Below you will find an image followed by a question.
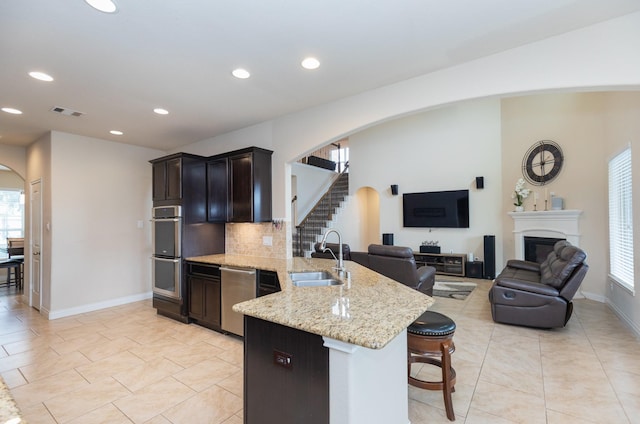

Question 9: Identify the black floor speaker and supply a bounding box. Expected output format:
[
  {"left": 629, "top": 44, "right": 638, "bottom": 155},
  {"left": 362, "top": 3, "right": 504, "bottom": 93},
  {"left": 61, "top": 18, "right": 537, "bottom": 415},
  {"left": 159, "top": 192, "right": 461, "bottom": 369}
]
[
  {"left": 382, "top": 233, "right": 394, "bottom": 245},
  {"left": 483, "top": 235, "right": 496, "bottom": 279}
]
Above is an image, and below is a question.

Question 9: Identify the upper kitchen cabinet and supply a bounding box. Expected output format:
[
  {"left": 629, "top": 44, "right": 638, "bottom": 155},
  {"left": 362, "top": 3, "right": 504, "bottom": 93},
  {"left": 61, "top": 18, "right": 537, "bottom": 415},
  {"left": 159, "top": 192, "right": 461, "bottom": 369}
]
[
  {"left": 150, "top": 153, "right": 208, "bottom": 222},
  {"left": 228, "top": 147, "right": 273, "bottom": 223},
  {"left": 206, "top": 156, "right": 229, "bottom": 223}
]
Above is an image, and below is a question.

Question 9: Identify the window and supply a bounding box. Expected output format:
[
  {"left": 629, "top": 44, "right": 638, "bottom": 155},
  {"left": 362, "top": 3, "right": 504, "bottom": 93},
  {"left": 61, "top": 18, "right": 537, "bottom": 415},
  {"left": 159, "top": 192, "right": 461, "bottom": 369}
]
[
  {"left": 608, "top": 147, "right": 634, "bottom": 291},
  {"left": 330, "top": 147, "right": 349, "bottom": 173},
  {"left": 0, "top": 189, "right": 24, "bottom": 257}
]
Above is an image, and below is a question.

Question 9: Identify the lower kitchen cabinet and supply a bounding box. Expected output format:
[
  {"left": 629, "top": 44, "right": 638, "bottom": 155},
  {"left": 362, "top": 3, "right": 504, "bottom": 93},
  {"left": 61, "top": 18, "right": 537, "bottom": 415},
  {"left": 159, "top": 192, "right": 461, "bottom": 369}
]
[
  {"left": 244, "top": 316, "right": 329, "bottom": 424},
  {"left": 187, "top": 263, "right": 221, "bottom": 330}
]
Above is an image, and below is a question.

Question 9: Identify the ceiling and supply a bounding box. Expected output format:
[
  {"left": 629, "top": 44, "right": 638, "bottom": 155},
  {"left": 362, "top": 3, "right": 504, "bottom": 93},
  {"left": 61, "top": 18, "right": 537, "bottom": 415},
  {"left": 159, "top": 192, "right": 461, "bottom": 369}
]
[{"left": 2, "top": 0, "right": 640, "bottom": 151}]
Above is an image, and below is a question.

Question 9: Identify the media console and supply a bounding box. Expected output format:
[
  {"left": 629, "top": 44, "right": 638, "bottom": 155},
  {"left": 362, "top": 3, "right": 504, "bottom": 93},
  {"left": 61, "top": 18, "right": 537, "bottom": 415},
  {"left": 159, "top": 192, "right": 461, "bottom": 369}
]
[{"left": 413, "top": 252, "right": 466, "bottom": 277}]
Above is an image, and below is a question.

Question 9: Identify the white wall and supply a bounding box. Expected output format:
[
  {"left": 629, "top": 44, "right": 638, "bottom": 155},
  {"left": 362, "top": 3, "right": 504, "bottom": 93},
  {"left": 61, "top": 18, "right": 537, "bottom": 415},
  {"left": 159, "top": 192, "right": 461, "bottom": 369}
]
[
  {"left": 0, "top": 144, "right": 27, "bottom": 179},
  {"left": 291, "top": 162, "right": 336, "bottom": 226},
  {"left": 0, "top": 170, "right": 24, "bottom": 189},
  {"left": 36, "top": 132, "right": 164, "bottom": 317}
]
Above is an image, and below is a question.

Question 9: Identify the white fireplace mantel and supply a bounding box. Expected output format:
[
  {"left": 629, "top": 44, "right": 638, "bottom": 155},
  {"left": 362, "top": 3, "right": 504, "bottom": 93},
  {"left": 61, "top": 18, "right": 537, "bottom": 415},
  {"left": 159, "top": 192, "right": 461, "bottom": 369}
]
[{"left": 509, "top": 210, "right": 583, "bottom": 259}]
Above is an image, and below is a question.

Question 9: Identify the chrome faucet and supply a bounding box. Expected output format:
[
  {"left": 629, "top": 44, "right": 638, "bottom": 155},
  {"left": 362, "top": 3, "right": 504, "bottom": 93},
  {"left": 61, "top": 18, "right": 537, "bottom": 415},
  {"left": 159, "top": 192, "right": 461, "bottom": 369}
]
[{"left": 319, "top": 229, "right": 345, "bottom": 275}]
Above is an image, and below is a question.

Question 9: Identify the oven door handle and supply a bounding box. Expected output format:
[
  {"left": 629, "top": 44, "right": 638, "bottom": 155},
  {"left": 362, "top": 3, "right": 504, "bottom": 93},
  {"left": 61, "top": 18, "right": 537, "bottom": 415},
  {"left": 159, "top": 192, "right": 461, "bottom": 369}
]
[
  {"left": 151, "top": 218, "right": 181, "bottom": 222},
  {"left": 152, "top": 257, "right": 181, "bottom": 263}
]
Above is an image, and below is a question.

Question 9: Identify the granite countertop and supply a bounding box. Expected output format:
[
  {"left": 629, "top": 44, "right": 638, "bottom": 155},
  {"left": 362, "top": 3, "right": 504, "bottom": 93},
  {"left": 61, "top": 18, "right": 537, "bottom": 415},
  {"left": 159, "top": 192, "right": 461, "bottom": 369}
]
[
  {"left": 186, "top": 254, "right": 434, "bottom": 350},
  {"left": 0, "top": 377, "right": 25, "bottom": 423}
]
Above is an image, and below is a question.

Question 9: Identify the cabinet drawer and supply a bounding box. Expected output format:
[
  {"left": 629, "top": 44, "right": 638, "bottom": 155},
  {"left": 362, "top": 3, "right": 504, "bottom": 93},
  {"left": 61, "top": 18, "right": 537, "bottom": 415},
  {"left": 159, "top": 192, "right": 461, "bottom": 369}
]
[{"left": 188, "top": 263, "right": 221, "bottom": 278}]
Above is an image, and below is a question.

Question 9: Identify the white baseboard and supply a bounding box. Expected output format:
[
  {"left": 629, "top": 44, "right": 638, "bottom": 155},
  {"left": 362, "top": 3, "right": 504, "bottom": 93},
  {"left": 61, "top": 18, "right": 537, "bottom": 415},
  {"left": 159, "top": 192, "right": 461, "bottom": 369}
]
[
  {"left": 605, "top": 297, "right": 640, "bottom": 338},
  {"left": 46, "top": 291, "right": 153, "bottom": 320},
  {"left": 581, "top": 290, "right": 640, "bottom": 338}
]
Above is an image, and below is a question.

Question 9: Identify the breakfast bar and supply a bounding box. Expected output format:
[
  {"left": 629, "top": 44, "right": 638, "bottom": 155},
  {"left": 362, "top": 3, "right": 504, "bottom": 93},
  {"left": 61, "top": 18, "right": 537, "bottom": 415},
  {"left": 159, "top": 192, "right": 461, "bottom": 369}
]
[{"left": 187, "top": 254, "right": 434, "bottom": 424}]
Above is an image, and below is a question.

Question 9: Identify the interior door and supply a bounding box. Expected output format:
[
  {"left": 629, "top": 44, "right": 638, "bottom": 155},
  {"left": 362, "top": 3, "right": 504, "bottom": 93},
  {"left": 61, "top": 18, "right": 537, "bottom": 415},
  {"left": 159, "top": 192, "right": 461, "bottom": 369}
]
[{"left": 30, "top": 180, "right": 42, "bottom": 311}]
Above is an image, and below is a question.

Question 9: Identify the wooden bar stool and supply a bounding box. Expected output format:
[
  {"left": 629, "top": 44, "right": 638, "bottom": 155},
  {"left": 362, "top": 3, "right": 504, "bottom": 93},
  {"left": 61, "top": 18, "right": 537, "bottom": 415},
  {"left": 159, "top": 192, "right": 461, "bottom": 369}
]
[
  {"left": 408, "top": 310, "right": 457, "bottom": 421},
  {"left": 0, "top": 259, "right": 22, "bottom": 289}
]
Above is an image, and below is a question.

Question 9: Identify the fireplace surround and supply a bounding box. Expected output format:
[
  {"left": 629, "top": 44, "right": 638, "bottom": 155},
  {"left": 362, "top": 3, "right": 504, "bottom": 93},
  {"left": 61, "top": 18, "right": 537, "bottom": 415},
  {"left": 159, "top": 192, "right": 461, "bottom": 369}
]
[{"left": 509, "top": 210, "right": 582, "bottom": 260}]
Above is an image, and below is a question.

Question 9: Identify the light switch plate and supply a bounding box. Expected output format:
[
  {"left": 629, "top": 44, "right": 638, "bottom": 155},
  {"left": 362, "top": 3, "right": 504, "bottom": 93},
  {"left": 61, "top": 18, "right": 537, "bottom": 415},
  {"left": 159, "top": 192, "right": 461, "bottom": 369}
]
[{"left": 263, "top": 236, "right": 273, "bottom": 246}]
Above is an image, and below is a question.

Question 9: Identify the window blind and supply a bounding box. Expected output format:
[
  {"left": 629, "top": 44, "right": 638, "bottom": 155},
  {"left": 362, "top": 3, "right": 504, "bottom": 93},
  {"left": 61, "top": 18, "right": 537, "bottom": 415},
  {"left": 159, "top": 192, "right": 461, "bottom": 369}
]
[{"left": 608, "top": 147, "right": 634, "bottom": 289}]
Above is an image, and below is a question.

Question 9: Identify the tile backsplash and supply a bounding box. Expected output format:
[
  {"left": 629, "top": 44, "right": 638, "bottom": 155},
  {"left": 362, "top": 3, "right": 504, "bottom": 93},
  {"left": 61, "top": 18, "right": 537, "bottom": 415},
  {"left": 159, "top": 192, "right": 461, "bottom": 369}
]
[{"left": 225, "top": 221, "right": 290, "bottom": 259}]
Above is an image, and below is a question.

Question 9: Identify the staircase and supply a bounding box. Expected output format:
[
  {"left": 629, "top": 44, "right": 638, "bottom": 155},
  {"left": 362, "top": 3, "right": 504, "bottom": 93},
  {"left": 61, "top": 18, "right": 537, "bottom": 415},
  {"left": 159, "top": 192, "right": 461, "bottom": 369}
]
[{"left": 294, "top": 171, "right": 349, "bottom": 257}]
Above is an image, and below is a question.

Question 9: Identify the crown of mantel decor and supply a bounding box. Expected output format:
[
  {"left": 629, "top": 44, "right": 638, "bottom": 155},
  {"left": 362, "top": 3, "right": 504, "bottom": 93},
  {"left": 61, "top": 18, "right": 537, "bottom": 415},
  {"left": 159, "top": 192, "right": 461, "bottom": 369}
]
[{"left": 509, "top": 209, "right": 583, "bottom": 259}]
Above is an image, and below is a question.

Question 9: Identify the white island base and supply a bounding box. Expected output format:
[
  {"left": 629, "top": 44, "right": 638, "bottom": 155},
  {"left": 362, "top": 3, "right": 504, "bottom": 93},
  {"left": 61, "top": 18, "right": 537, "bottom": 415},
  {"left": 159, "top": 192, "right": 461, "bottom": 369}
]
[{"left": 323, "top": 329, "right": 409, "bottom": 424}]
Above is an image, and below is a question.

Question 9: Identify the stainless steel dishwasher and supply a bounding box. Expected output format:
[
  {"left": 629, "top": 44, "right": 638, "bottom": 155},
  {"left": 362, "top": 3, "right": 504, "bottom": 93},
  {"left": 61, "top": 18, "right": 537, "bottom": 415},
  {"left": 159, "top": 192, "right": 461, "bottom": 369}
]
[{"left": 220, "top": 266, "right": 257, "bottom": 336}]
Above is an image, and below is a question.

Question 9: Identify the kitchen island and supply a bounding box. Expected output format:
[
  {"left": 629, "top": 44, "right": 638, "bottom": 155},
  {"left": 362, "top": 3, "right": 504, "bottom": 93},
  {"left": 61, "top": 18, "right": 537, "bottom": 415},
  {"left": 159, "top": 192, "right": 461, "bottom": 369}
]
[{"left": 187, "top": 254, "right": 434, "bottom": 424}]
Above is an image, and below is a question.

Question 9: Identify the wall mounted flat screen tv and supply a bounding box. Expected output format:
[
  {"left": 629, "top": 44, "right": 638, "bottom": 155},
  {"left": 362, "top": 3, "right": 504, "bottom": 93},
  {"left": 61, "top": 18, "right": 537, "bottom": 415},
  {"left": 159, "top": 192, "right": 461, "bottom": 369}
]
[{"left": 403, "top": 190, "right": 469, "bottom": 228}]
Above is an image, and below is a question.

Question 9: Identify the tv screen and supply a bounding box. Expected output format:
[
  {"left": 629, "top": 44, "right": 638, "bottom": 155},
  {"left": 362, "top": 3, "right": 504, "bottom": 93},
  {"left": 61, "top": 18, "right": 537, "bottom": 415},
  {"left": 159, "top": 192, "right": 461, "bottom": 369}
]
[{"left": 403, "top": 190, "right": 469, "bottom": 228}]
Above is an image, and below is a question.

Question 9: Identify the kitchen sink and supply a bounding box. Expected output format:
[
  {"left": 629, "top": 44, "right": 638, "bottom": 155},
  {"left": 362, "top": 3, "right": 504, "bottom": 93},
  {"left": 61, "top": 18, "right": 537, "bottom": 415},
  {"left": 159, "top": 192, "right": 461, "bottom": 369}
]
[
  {"left": 289, "top": 271, "right": 343, "bottom": 287},
  {"left": 292, "top": 279, "right": 343, "bottom": 287}
]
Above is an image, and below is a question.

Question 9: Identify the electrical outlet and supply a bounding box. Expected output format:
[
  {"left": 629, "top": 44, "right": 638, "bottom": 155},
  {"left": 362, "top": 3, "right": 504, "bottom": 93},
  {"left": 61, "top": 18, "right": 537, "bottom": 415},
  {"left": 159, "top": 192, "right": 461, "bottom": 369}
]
[{"left": 263, "top": 236, "right": 273, "bottom": 246}]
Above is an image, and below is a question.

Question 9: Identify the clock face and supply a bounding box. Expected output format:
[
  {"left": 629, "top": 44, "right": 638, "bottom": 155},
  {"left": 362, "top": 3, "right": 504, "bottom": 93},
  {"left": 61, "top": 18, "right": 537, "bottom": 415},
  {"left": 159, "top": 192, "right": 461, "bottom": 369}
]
[{"left": 522, "top": 140, "right": 564, "bottom": 186}]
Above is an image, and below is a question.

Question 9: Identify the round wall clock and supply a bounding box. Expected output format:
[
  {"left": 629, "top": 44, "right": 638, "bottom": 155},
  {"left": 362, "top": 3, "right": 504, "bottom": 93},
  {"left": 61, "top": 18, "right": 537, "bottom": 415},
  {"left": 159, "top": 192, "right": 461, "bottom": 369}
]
[{"left": 522, "top": 140, "right": 564, "bottom": 185}]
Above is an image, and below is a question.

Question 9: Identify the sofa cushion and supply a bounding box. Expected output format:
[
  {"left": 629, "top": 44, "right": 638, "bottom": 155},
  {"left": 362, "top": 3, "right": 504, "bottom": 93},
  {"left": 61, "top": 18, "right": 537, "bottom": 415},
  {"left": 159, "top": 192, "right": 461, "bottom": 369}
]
[
  {"left": 539, "top": 241, "right": 587, "bottom": 289},
  {"left": 368, "top": 244, "right": 413, "bottom": 259}
]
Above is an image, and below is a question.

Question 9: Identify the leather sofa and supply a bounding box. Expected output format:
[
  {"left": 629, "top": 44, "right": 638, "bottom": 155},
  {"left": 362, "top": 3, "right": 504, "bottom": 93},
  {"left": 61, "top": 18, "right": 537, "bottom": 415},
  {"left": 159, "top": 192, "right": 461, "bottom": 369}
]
[
  {"left": 488, "top": 240, "right": 588, "bottom": 329},
  {"left": 310, "top": 242, "right": 352, "bottom": 261},
  {"left": 351, "top": 244, "right": 436, "bottom": 296}
]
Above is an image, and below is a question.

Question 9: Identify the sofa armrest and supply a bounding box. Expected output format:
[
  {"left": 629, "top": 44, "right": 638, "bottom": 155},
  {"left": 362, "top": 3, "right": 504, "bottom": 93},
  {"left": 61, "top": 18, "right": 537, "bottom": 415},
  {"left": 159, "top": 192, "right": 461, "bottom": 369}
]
[
  {"left": 417, "top": 266, "right": 436, "bottom": 285},
  {"left": 506, "top": 259, "right": 540, "bottom": 273},
  {"left": 496, "top": 277, "right": 559, "bottom": 296}
]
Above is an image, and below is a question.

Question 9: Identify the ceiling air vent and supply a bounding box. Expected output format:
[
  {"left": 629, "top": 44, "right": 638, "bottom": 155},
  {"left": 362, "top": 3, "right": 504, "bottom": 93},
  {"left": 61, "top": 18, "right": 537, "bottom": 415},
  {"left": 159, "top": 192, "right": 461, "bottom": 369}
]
[{"left": 50, "top": 106, "right": 84, "bottom": 117}]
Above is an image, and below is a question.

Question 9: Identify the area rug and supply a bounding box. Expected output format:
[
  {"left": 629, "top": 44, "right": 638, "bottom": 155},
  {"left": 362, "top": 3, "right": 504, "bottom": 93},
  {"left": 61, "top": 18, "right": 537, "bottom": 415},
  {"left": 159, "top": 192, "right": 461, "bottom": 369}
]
[{"left": 433, "top": 281, "right": 477, "bottom": 300}]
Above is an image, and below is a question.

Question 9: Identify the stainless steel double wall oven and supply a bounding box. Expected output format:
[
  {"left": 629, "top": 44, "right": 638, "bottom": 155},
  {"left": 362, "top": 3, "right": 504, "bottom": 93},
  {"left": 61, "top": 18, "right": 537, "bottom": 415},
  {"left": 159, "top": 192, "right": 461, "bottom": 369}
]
[{"left": 152, "top": 206, "right": 182, "bottom": 299}]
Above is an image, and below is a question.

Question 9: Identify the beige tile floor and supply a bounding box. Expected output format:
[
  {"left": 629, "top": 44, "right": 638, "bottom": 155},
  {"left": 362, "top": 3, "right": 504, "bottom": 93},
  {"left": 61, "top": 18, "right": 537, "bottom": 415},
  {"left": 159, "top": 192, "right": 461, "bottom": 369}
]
[{"left": 0, "top": 279, "right": 639, "bottom": 423}]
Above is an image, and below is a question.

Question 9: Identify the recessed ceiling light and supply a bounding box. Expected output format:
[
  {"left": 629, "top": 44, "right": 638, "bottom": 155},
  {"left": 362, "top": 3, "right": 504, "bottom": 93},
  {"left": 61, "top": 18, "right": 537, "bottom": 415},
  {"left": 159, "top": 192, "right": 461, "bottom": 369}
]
[
  {"left": 110, "top": 130, "right": 123, "bottom": 136},
  {"left": 153, "top": 108, "right": 169, "bottom": 115},
  {"left": 29, "top": 71, "right": 54, "bottom": 82},
  {"left": 85, "top": 0, "right": 117, "bottom": 13},
  {"left": 1, "top": 107, "right": 23, "bottom": 115},
  {"left": 232, "top": 68, "right": 250, "bottom": 79},
  {"left": 301, "top": 57, "right": 320, "bottom": 70}
]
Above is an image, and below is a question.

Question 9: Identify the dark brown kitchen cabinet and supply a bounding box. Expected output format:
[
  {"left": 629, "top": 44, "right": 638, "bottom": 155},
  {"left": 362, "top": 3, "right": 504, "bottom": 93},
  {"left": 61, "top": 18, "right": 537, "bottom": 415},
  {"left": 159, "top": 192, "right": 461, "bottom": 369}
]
[
  {"left": 228, "top": 147, "right": 273, "bottom": 223},
  {"left": 206, "top": 156, "right": 228, "bottom": 222},
  {"left": 152, "top": 157, "right": 182, "bottom": 202},
  {"left": 244, "top": 316, "right": 329, "bottom": 424},
  {"left": 150, "top": 153, "right": 208, "bottom": 218},
  {"left": 187, "top": 262, "right": 221, "bottom": 330}
]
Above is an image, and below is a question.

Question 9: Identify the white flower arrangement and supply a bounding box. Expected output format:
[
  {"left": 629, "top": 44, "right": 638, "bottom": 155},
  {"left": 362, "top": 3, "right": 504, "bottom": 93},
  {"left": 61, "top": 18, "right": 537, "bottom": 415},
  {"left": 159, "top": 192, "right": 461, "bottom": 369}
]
[{"left": 512, "top": 178, "right": 531, "bottom": 207}]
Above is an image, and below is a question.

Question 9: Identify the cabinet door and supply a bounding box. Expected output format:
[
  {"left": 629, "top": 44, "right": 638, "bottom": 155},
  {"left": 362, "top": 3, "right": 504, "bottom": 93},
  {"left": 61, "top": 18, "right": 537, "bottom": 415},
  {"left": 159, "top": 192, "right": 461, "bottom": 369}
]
[
  {"left": 245, "top": 316, "right": 329, "bottom": 424},
  {"left": 228, "top": 153, "right": 253, "bottom": 222},
  {"left": 152, "top": 162, "right": 167, "bottom": 201},
  {"left": 207, "top": 158, "right": 228, "bottom": 222},
  {"left": 203, "top": 278, "right": 221, "bottom": 326},
  {"left": 165, "top": 158, "right": 182, "bottom": 201},
  {"left": 188, "top": 276, "right": 205, "bottom": 320}
]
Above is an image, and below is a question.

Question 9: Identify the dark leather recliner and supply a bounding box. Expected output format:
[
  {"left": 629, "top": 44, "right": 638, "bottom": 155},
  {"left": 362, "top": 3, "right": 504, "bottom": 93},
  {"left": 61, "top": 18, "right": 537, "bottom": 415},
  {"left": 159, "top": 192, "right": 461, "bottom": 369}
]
[
  {"left": 352, "top": 244, "right": 436, "bottom": 296},
  {"left": 488, "top": 240, "right": 588, "bottom": 329}
]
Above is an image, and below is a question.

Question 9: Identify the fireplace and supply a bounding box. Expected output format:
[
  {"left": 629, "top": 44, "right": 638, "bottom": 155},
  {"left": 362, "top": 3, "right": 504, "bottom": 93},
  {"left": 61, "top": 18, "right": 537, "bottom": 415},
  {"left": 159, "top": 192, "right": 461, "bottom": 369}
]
[
  {"left": 510, "top": 210, "right": 582, "bottom": 260},
  {"left": 524, "top": 236, "right": 565, "bottom": 263}
]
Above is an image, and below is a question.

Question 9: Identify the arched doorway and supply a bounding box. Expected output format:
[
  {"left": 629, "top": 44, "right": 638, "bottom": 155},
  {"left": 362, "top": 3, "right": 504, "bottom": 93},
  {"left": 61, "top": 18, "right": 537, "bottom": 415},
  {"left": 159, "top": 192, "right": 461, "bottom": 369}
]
[
  {"left": 0, "top": 165, "right": 25, "bottom": 295},
  {"left": 354, "top": 186, "right": 380, "bottom": 250}
]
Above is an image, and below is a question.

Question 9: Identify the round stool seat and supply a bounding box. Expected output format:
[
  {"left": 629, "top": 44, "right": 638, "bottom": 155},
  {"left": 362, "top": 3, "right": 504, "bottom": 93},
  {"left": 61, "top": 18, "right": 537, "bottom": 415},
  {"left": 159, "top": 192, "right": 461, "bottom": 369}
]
[
  {"left": 408, "top": 311, "right": 456, "bottom": 337},
  {"left": 408, "top": 310, "right": 457, "bottom": 421}
]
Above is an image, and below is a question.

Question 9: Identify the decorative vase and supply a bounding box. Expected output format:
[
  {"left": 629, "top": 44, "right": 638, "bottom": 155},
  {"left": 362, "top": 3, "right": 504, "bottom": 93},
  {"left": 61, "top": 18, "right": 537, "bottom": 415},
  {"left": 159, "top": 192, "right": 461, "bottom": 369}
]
[{"left": 515, "top": 206, "right": 524, "bottom": 212}]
